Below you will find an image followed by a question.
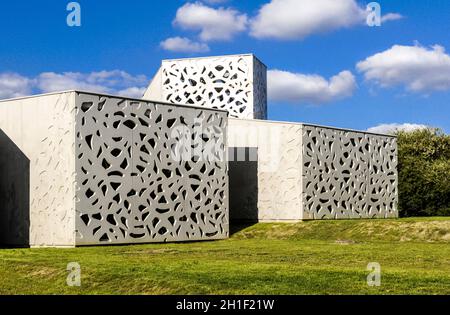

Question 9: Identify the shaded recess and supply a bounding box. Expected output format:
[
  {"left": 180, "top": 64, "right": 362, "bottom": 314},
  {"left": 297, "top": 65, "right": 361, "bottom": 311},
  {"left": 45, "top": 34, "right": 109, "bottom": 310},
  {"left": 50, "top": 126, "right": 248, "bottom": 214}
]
[
  {"left": 229, "top": 147, "right": 259, "bottom": 227},
  {"left": 0, "top": 130, "right": 30, "bottom": 247}
]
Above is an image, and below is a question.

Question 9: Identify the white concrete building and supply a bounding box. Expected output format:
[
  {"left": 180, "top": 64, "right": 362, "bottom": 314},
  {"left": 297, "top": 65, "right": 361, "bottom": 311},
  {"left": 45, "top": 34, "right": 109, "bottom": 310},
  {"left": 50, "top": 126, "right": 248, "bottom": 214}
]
[
  {"left": 0, "top": 91, "right": 229, "bottom": 247},
  {"left": 0, "top": 54, "right": 399, "bottom": 247},
  {"left": 228, "top": 118, "right": 398, "bottom": 222},
  {"left": 143, "top": 54, "right": 398, "bottom": 222}
]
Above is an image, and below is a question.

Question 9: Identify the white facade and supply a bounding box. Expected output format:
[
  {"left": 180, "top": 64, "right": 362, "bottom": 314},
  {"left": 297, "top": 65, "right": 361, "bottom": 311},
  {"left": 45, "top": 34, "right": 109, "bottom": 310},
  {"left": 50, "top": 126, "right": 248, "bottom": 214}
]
[
  {"left": 0, "top": 91, "right": 229, "bottom": 247},
  {"left": 144, "top": 54, "right": 267, "bottom": 120},
  {"left": 143, "top": 54, "right": 398, "bottom": 222},
  {"left": 0, "top": 92, "right": 77, "bottom": 247},
  {"left": 228, "top": 118, "right": 398, "bottom": 221},
  {"left": 228, "top": 118, "right": 303, "bottom": 221},
  {"left": 0, "top": 53, "right": 400, "bottom": 249}
]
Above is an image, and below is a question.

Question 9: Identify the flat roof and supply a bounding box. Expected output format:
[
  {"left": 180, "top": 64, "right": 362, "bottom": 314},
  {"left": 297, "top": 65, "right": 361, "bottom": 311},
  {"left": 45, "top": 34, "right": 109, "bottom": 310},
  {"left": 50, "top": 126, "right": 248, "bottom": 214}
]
[
  {"left": 162, "top": 53, "right": 267, "bottom": 68},
  {"left": 229, "top": 117, "right": 397, "bottom": 138},
  {"left": 1, "top": 91, "right": 395, "bottom": 137},
  {"left": 0, "top": 90, "right": 229, "bottom": 114}
]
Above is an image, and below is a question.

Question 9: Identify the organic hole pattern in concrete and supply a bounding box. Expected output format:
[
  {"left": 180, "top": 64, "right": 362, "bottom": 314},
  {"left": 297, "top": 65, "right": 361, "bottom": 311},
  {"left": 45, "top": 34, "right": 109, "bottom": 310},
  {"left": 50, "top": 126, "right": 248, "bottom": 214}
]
[{"left": 74, "top": 94, "right": 228, "bottom": 244}]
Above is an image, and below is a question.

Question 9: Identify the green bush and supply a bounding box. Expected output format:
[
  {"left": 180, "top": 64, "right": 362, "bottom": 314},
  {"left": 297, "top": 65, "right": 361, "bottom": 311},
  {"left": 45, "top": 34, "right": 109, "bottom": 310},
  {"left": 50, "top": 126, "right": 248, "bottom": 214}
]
[{"left": 397, "top": 128, "right": 450, "bottom": 217}]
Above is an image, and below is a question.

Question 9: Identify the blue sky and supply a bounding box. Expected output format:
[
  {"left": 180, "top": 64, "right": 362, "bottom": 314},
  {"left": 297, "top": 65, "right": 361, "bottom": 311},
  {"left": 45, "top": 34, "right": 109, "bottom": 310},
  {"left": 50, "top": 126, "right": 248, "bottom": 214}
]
[{"left": 0, "top": 0, "right": 449, "bottom": 133}]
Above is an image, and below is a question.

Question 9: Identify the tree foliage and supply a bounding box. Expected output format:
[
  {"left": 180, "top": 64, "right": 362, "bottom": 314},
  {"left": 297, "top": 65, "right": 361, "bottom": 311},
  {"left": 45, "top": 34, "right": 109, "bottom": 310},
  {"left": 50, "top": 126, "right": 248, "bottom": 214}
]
[{"left": 396, "top": 128, "right": 450, "bottom": 217}]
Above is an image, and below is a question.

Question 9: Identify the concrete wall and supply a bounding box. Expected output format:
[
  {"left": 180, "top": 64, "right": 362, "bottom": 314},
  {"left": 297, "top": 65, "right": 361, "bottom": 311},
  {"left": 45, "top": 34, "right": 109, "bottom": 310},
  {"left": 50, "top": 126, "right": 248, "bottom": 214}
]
[
  {"left": 0, "top": 92, "right": 77, "bottom": 247},
  {"left": 302, "top": 125, "right": 398, "bottom": 219},
  {"left": 0, "top": 91, "right": 229, "bottom": 247},
  {"left": 145, "top": 67, "right": 163, "bottom": 101},
  {"left": 228, "top": 119, "right": 398, "bottom": 222},
  {"left": 74, "top": 92, "right": 229, "bottom": 245},
  {"left": 228, "top": 118, "right": 303, "bottom": 221},
  {"left": 144, "top": 54, "right": 267, "bottom": 120},
  {"left": 0, "top": 88, "right": 398, "bottom": 247}
]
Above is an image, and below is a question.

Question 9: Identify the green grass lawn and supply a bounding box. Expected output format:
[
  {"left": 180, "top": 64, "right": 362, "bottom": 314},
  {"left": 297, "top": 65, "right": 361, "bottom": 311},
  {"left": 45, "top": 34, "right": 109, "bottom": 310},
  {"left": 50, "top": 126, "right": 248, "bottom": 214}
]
[{"left": 0, "top": 217, "right": 449, "bottom": 295}]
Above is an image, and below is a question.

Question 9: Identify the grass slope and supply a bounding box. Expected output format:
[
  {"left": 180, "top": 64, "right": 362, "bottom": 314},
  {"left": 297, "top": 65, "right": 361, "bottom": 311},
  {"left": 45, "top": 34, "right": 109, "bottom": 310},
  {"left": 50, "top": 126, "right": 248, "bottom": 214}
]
[{"left": 0, "top": 217, "right": 449, "bottom": 295}]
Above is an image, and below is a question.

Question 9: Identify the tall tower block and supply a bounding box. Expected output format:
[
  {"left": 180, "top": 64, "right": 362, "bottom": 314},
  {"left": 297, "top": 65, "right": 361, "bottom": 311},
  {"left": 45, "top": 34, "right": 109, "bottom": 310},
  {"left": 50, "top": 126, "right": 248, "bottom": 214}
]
[{"left": 144, "top": 54, "right": 267, "bottom": 120}]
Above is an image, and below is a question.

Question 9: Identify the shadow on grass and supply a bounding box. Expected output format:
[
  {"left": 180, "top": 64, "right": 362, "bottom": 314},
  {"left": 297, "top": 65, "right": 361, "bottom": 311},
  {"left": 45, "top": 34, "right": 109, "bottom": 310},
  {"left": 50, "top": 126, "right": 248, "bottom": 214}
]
[{"left": 230, "top": 221, "right": 258, "bottom": 236}]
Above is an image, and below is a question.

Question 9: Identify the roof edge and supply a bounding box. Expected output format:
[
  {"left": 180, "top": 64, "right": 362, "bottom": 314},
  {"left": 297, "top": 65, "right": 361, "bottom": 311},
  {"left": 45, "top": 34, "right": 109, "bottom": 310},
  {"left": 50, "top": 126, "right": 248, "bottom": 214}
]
[
  {"left": 229, "top": 117, "right": 397, "bottom": 138},
  {"left": 0, "top": 90, "right": 229, "bottom": 114},
  {"left": 162, "top": 53, "right": 267, "bottom": 68}
]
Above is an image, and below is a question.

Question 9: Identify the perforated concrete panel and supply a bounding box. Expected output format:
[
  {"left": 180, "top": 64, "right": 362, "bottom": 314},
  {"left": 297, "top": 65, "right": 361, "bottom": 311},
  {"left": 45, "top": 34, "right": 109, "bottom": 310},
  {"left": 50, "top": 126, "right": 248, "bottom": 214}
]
[
  {"left": 144, "top": 54, "right": 267, "bottom": 120},
  {"left": 75, "top": 93, "right": 229, "bottom": 245},
  {"left": 0, "top": 91, "right": 229, "bottom": 247},
  {"left": 302, "top": 124, "right": 398, "bottom": 219},
  {"left": 228, "top": 118, "right": 398, "bottom": 221}
]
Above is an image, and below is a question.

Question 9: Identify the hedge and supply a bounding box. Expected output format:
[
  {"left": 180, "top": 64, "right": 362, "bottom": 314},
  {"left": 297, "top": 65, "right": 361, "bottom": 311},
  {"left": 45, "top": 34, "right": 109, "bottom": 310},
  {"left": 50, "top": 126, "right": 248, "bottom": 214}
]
[{"left": 396, "top": 128, "right": 450, "bottom": 217}]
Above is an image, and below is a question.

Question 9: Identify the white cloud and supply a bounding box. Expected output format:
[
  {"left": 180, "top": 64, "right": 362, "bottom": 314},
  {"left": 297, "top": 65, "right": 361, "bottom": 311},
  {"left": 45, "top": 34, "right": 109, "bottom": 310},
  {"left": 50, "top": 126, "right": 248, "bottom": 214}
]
[
  {"left": 250, "top": 0, "right": 366, "bottom": 40},
  {"left": 0, "top": 70, "right": 149, "bottom": 100},
  {"left": 250, "top": 0, "right": 402, "bottom": 40},
  {"left": 381, "top": 13, "right": 403, "bottom": 23},
  {"left": 160, "top": 37, "right": 210, "bottom": 53},
  {"left": 367, "top": 123, "right": 428, "bottom": 135},
  {"left": 0, "top": 73, "right": 33, "bottom": 99},
  {"left": 174, "top": 2, "right": 248, "bottom": 41},
  {"left": 268, "top": 69, "right": 356, "bottom": 104},
  {"left": 116, "top": 87, "right": 147, "bottom": 98},
  {"left": 357, "top": 44, "right": 450, "bottom": 92},
  {"left": 36, "top": 70, "right": 148, "bottom": 96},
  {"left": 202, "top": 0, "right": 228, "bottom": 4},
  {"left": 37, "top": 72, "right": 110, "bottom": 93}
]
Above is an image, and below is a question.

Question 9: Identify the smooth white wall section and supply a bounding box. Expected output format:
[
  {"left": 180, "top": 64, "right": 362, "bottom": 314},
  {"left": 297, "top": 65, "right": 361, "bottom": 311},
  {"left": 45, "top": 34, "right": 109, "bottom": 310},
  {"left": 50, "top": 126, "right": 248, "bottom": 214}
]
[
  {"left": 145, "top": 67, "right": 163, "bottom": 101},
  {"left": 0, "top": 92, "right": 77, "bottom": 247},
  {"left": 144, "top": 54, "right": 268, "bottom": 120},
  {"left": 228, "top": 118, "right": 303, "bottom": 221}
]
